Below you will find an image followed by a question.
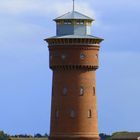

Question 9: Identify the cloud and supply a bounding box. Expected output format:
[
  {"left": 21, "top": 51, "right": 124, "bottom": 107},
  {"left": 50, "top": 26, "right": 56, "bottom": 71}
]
[
  {"left": 0, "top": 0, "right": 97, "bottom": 41},
  {"left": 0, "top": 0, "right": 96, "bottom": 18}
]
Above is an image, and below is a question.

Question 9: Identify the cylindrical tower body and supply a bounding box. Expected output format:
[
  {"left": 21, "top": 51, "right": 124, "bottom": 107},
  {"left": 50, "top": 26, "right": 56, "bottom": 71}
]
[{"left": 45, "top": 10, "right": 103, "bottom": 140}]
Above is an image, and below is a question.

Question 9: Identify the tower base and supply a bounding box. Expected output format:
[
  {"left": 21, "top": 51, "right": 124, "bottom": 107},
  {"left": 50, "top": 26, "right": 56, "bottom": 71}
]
[{"left": 49, "top": 136, "right": 100, "bottom": 140}]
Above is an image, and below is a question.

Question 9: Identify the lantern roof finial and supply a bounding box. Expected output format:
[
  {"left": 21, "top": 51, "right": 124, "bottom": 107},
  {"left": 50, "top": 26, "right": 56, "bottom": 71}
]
[{"left": 73, "top": 0, "right": 75, "bottom": 11}]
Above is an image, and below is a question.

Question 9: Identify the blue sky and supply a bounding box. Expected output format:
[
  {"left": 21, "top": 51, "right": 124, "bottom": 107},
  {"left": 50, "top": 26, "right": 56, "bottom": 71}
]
[{"left": 0, "top": 0, "right": 140, "bottom": 135}]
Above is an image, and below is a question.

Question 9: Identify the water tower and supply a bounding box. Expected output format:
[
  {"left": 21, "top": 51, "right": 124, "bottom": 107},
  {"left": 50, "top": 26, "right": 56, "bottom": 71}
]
[{"left": 45, "top": 1, "right": 103, "bottom": 140}]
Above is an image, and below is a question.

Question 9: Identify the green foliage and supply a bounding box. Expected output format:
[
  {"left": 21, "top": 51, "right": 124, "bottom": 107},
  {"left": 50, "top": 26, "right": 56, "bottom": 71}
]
[
  {"left": 112, "top": 131, "right": 129, "bottom": 136},
  {"left": 0, "top": 131, "right": 9, "bottom": 140},
  {"left": 99, "top": 133, "right": 111, "bottom": 140}
]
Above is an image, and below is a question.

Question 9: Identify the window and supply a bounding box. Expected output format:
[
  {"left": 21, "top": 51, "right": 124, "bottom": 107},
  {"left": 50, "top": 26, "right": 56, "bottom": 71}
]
[
  {"left": 70, "top": 110, "right": 76, "bottom": 118},
  {"left": 88, "top": 110, "right": 92, "bottom": 118},
  {"left": 64, "top": 21, "right": 68, "bottom": 24},
  {"left": 80, "top": 54, "right": 85, "bottom": 59},
  {"left": 62, "top": 87, "right": 68, "bottom": 96},
  {"left": 64, "top": 20, "right": 72, "bottom": 24},
  {"left": 80, "top": 87, "right": 84, "bottom": 96},
  {"left": 76, "top": 21, "right": 80, "bottom": 24},
  {"left": 55, "top": 110, "right": 59, "bottom": 118},
  {"left": 61, "top": 54, "right": 66, "bottom": 60},
  {"left": 76, "top": 20, "right": 84, "bottom": 25},
  {"left": 86, "top": 21, "right": 91, "bottom": 26},
  {"left": 93, "top": 87, "right": 95, "bottom": 96},
  {"left": 80, "top": 20, "right": 84, "bottom": 25},
  {"left": 68, "top": 21, "right": 72, "bottom": 24}
]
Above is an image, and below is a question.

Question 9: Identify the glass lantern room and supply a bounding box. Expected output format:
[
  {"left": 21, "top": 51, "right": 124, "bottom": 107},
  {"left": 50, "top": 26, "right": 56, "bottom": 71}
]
[{"left": 54, "top": 11, "right": 94, "bottom": 36}]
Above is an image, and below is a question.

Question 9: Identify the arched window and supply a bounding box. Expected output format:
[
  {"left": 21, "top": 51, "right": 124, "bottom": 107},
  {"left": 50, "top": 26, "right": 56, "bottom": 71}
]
[
  {"left": 80, "top": 86, "right": 84, "bottom": 96},
  {"left": 88, "top": 110, "right": 92, "bottom": 118},
  {"left": 70, "top": 110, "right": 76, "bottom": 118},
  {"left": 80, "top": 54, "right": 85, "bottom": 59},
  {"left": 62, "top": 87, "right": 68, "bottom": 96}
]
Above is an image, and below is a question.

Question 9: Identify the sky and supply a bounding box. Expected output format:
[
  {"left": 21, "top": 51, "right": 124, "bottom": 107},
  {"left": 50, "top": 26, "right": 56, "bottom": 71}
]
[{"left": 0, "top": 0, "right": 140, "bottom": 136}]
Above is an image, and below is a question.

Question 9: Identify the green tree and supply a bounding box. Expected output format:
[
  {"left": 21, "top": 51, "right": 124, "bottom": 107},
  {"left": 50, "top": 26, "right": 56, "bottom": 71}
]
[{"left": 0, "top": 131, "right": 9, "bottom": 140}]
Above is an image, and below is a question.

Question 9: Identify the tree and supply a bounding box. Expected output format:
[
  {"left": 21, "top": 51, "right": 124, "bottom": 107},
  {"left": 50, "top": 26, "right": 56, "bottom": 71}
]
[
  {"left": 0, "top": 131, "right": 9, "bottom": 140},
  {"left": 44, "top": 133, "right": 49, "bottom": 138},
  {"left": 34, "top": 133, "right": 42, "bottom": 138},
  {"left": 99, "top": 133, "right": 111, "bottom": 140}
]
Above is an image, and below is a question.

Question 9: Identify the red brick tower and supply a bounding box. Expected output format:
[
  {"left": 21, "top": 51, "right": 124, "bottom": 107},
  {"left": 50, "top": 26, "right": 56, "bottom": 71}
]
[{"left": 45, "top": 5, "right": 103, "bottom": 140}]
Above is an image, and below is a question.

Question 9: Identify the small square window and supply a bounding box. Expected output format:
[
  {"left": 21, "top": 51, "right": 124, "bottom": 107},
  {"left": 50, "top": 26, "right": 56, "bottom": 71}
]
[
  {"left": 64, "top": 21, "right": 68, "bottom": 24},
  {"left": 68, "top": 21, "right": 72, "bottom": 24},
  {"left": 80, "top": 21, "right": 84, "bottom": 24},
  {"left": 77, "top": 21, "right": 80, "bottom": 24}
]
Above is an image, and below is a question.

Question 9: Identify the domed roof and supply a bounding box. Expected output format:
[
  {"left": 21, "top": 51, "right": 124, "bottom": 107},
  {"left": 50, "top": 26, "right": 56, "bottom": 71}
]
[{"left": 54, "top": 11, "right": 94, "bottom": 21}]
